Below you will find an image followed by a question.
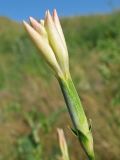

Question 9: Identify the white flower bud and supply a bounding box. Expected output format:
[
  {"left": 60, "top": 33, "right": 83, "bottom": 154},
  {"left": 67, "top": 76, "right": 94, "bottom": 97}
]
[
  {"left": 23, "top": 21, "right": 62, "bottom": 76},
  {"left": 23, "top": 10, "right": 69, "bottom": 78}
]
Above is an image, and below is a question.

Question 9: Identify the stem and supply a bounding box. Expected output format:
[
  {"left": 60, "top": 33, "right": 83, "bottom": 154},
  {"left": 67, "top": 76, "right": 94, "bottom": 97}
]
[{"left": 58, "top": 74, "right": 95, "bottom": 160}]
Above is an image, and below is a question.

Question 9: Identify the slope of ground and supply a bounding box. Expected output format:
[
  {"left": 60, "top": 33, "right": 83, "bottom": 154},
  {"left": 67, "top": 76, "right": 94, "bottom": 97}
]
[{"left": 0, "top": 12, "right": 120, "bottom": 160}]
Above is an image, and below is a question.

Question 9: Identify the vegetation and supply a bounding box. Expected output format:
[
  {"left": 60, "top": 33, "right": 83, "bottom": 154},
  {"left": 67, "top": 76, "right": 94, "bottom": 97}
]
[{"left": 0, "top": 11, "right": 120, "bottom": 160}]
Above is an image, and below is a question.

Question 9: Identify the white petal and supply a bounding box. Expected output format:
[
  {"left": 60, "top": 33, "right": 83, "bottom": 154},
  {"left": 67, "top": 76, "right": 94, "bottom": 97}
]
[
  {"left": 29, "top": 17, "right": 48, "bottom": 41},
  {"left": 45, "top": 10, "right": 69, "bottom": 75},
  {"left": 53, "top": 9, "right": 68, "bottom": 52},
  {"left": 23, "top": 21, "right": 62, "bottom": 76}
]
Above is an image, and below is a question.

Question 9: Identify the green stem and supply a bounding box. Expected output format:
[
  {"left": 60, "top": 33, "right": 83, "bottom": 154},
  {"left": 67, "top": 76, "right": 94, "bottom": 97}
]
[{"left": 58, "top": 74, "right": 95, "bottom": 160}]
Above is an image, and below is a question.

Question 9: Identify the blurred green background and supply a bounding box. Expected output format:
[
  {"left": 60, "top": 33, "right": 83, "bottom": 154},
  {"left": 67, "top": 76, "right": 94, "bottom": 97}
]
[{"left": 0, "top": 11, "right": 120, "bottom": 160}]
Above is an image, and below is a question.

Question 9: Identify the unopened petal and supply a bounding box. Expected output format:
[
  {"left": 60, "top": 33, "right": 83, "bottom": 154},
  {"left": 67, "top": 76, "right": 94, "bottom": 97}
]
[
  {"left": 53, "top": 9, "right": 68, "bottom": 52},
  {"left": 45, "top": 10, "right": 69, "bottom": 76},
  {"left": 29, "top": 17, "right": 48, "bottom": 40},
  {"left": 23, "top": 21, "right": 62, "bottom": 76}
]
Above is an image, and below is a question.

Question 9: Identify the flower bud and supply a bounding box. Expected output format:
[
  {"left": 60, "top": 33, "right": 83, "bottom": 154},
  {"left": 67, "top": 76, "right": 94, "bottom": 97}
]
[
  {"left": 23, "top": 10, "right": 69, "bottom": 78},
  {"left": 23, "top": 21, "right": 62, "bottom": 76},
  {"left": 57, "top": 128, "right": 70, "bottom": 160}
]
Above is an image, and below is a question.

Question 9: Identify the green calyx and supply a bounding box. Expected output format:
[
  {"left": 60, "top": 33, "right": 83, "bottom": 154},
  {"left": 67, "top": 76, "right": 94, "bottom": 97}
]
[{"left": 58, "top": 74, "right": 95, "bottom": 160}]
